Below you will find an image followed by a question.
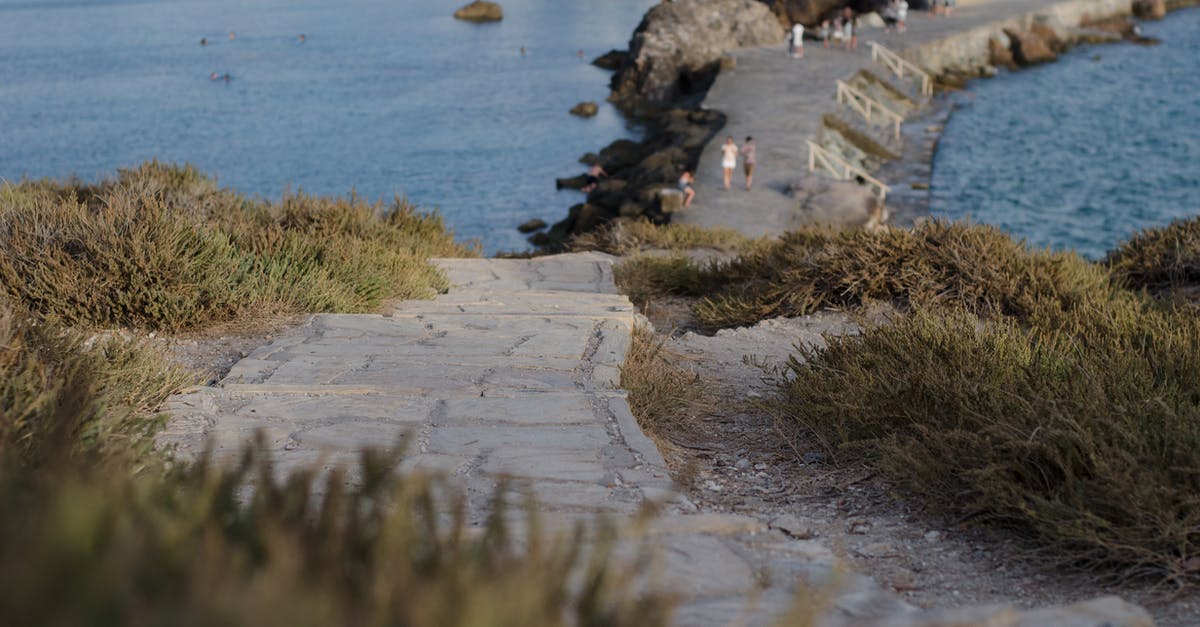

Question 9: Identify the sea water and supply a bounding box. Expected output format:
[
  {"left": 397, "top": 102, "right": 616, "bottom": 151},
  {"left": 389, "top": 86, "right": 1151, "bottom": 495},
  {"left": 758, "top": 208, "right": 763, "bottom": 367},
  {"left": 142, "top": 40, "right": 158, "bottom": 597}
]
[
  {"left": 931, "top": 7, "right": 1200, "bottom": 260},
  {"left": 0, "top": 0, "right": 656, "bottom": 253}
]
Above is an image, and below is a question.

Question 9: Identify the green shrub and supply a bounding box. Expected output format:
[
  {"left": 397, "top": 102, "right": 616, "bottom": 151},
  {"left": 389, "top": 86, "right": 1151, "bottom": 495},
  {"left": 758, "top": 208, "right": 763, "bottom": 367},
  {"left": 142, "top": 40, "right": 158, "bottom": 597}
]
[
  {"left": 0, "top": 163, "right": 476, "bottom": 332},
  {"left": 776, "top": 303, "right": 1200, "bottom": 583},
  {"left": 1106, "top": 215, "right": 1200, "bottom": 295},
  {"left": 613, "top": 254, "right": 713, "bottom": 308}
]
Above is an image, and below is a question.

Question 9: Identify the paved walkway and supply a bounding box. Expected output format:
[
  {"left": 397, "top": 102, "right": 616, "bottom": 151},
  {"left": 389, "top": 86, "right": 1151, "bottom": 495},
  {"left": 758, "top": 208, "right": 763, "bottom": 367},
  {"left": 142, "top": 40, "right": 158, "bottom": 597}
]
[
  {"left": 163, "top": 253, "right": 918, "bottom": 626},
  {"left": 676, "top": 0, "right": 1059, "bottom": 237}
]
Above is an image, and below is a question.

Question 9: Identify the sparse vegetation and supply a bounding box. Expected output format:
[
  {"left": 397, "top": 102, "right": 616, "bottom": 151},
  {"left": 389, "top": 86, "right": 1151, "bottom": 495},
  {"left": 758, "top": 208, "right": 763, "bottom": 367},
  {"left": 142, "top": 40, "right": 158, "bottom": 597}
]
[
  {"left": 0, "top": 162, "right": 475, "bottom": 332},
  {"left": 569, "top": 219, "right": 760, "bottom": 255},
  {"left": 620, "top": 325, "right": 700, "bottom": 435}
]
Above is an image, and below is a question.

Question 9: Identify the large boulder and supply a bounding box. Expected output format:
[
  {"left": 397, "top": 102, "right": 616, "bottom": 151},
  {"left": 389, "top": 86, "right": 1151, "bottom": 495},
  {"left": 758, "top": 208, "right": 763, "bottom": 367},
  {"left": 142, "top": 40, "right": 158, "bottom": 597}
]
[
  {"left": 453, "top": 1, "right": 503, "bottom": 22},
  {"left": 569, "top": 101, "right": 599, "bottom": 117},
  {"left": 1133, "top": 0, "right": 1166, "bottom": 20},
  {"left": 609, "top": 0, "right": 784, "bottom": 112},
  {"left": 760, "top": 0, "right": 850, "bottom": 26},
  {"left": 1003, "top": 28, "right": 1057, "bottom": 66}
]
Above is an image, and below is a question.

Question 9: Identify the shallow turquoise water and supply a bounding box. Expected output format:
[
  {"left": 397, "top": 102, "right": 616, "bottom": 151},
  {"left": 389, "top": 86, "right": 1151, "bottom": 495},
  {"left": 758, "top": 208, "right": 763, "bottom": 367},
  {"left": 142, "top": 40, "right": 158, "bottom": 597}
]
[
  {"left": 930, "top": 7, "right": 1200, "bottom": 259},
  {"left": 0, "top": 0, "right": 655, "bottom": 253}
]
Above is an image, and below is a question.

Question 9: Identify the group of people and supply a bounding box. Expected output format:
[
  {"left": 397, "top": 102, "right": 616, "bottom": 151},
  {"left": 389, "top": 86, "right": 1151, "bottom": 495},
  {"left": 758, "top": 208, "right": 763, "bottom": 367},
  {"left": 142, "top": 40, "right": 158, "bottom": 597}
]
[
  {"left": 817, "top": 7, "right": 863, "bottom": 51},
  {"left": 880, "top": 0, "right": 910, "bottom": 33}
]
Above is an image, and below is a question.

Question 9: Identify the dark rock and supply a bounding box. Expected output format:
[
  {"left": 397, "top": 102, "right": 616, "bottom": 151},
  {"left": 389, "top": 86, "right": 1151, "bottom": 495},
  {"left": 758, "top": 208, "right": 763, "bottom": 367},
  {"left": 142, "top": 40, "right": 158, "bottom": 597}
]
[
  {"left": 760, "top": 0, "right": 849, "bottom": 27},
  {"left": 555, "top": 174, "right": 588, "bottom": 190},
  {"left": 517, "top": 218, "right": 547, "bottom": 233},
  {"left": 609, "top": 0, "right": 783, "bottom": 113},
  {"left": 527, "top": 231, "right": 551, "bottom": 246},
  {"left": 1003, "top": 28, "right": 1057, "bottom": 66},
  {"left": 988, "top": 36, "right": 1017, "bottom": 70},
  {"left": 618, "top": 201, "right": 647, "bottom": 218},
  {"left": 578, "top": 152, "right": 600, "bottom": 165},
  {"left": 569, "top": 101, "right": 599, "bottom": 118},
  {"left": 1133, "top": 0, "right": 1166, "bottom": 19},
  {"left": 597, "top": 138, "right": 652, "bottom": 173},
  {"left": 592, "top": 49, "right": 628, "bottom": 70},
  {"left": 453, "top": 1, "right": 503, "bottom": 22}
]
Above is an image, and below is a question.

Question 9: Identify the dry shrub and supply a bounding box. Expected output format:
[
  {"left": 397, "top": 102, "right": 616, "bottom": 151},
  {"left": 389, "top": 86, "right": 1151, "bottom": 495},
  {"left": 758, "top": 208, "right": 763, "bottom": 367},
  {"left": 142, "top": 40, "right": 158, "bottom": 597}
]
[
  {"left": 1106, "top": 214, "right": 1200, "bottom": 295},
  {"left": 692, "top": 221, "right": 1116, "bottom": 331},
  {"left": 0, "top": 163, "right": 475, "bottom": 332},
  {"left": 613, "top": 254, "right": 713, "bottom": 308},
  {"left": 777, "top": 303, "right": 1200, "bottom": 584},
  {"left": 0, "top": 301, "right": 189, "bottom": 470},
  {"left": 620, "top": 325, "right": 699, "bottom": 434},
  {"left": 569, "top": 219, "right": 758, "bottom": 255}
]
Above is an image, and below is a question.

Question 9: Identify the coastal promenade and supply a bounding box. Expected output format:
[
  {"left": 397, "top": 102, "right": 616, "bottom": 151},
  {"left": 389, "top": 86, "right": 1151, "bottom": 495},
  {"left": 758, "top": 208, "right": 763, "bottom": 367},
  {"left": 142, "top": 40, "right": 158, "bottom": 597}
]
[{"left": 675, "top": 0, "right": 1083, "bottom": 236}]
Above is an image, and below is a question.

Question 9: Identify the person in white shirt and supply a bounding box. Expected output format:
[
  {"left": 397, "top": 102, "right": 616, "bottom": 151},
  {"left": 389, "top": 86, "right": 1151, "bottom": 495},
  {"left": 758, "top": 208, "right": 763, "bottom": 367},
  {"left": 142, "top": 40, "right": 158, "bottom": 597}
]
[
  {"left": 791, "top": 22, "right": 804, "bottom": 58},
  {"left": 720, "top": 136, "right": 739, "bottom": 190}
]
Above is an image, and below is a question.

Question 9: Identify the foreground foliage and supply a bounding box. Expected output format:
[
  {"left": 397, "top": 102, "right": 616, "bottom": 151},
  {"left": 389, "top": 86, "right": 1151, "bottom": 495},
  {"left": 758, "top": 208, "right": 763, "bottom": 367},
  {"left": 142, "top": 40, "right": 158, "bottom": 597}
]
[
  {"left": 0, "top": 301, "right": 673, "bottom": 626},
  {"left": 0, "top": 162, "right": 475, "bottom": 332}
]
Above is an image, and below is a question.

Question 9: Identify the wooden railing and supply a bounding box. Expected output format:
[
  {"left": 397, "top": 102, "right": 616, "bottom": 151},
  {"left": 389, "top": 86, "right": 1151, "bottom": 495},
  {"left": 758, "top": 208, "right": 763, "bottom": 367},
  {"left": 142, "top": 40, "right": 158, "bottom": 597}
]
[
  {"left": 836, "top": 80, "right": 903, "bottom": 142},
  {"left": 806, "top": 140, "right": 890, "bottom": 201},
  {"left": 868, "top": 41, "right": 932, "bottom": 98}
]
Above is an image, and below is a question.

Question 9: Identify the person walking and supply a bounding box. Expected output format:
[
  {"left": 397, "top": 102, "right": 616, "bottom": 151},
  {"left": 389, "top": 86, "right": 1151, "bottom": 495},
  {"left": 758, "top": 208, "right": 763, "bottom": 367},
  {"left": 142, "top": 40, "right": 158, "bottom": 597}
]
[
  {"left": 819, "top": 20, "right": 831, "bottom": 48},
  {"left": 741, "top": 136, "right": 756, "bottom": 191},
  {"left": 720, "top": 136, "right": 738, "bottom": 190},
  {"left": 841, "top": 7, "right": 856, "bottom": 50},
  {"left": 790, "top": 22, "right": 804, "bottom": 58}
]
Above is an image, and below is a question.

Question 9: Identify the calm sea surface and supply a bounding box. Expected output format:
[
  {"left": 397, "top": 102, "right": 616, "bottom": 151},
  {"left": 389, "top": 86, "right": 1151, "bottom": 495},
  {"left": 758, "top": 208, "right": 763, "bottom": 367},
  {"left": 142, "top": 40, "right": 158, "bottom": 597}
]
[
  {"left": 931, "top": 7, "right": 1200, "bottom": 259},
  {"left": 0, "top": 0, "right": 656, "bottom": 253}
]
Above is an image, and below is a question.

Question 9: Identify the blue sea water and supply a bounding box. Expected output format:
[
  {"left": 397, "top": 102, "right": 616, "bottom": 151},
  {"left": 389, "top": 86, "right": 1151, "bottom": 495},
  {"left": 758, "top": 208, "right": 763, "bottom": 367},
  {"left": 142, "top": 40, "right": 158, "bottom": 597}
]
[
  {"left": 0, "top": 0, "right": 656, "bottom": 253},
  {"left": 931, "top": 7, "right": 1200, "bottom": 260}
]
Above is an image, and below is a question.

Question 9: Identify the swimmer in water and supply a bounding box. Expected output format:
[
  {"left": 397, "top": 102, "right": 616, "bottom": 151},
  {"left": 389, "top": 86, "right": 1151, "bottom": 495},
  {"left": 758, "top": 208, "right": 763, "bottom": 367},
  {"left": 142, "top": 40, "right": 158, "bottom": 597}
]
[
  {"left": 298, "top": 33, "right": 306, "bottom": 43},
  {"left": 228, "top": 31, "right": 236, "bottom": 40},
  {"left": 210, "top": 72, "right": 219, "bottom": 80},
  {"left": 520, "top": 46, "right": 527, "bottom": 56},
  {"left": 576, "top": 49, "right": 584, "bottom": 59},
  {"left": 200, "top": 37, "right": 208, "bottom": 46}
]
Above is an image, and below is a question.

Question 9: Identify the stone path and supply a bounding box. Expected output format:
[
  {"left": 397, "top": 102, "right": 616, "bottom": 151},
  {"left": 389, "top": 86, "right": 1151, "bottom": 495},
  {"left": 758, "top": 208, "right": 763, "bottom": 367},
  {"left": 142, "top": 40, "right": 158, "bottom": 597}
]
[
  {"left": 675, "top": 0, "right": 1086, "bottom": 237},
  {"left": 162, "top": 252, "right": 1151, "bottom": 626}
]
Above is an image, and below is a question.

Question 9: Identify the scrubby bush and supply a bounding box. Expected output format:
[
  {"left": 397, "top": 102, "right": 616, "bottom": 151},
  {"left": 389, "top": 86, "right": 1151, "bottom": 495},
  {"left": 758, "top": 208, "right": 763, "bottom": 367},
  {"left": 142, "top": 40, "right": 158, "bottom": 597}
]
[
  {"left": 1106, "top": 215, "right": 1200, "bottom": 295},
  {"left": 776, "top": 303, "right": 1200, "bottom": 583},
  {"left": 569, "top": 219, "right": 759, "bottom": 255},
  {"left": 0, "top": 163, "right": 475, "bottom": 332},
  {"left": 691, "top": 221, "right": 1118, "bottom": 331}
]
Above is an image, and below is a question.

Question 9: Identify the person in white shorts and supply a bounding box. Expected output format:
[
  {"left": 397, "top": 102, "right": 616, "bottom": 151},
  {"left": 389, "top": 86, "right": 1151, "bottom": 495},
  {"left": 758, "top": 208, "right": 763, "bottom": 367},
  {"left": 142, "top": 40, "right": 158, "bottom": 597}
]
[
  {"left": 720, "top": 136, "right": 738, "bottom": 190},
  {"left": 791, "top": 22, "right": 804, "bottom": 58}
]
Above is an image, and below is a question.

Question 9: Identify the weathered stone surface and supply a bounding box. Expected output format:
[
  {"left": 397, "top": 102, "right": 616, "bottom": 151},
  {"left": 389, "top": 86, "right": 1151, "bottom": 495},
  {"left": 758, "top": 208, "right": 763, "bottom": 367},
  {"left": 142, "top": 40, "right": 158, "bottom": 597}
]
[
  {"left": 569, "top": 101, "right": 599, "bottom": 117},
  {"left": 453, "top": 0, "right": 502, "bottom": 22},
  {"left": 1004, "top": 27, "right": 1057, "bottom": 66},
  {"left": 609, "top": 0, "right": 784, "bottom": 112},
  {"left": 988, "top": 36, "right": 1017, "bottom": 70},
  {"left": 1133, "top": 0, "right": 1167, "bottom": 19}
]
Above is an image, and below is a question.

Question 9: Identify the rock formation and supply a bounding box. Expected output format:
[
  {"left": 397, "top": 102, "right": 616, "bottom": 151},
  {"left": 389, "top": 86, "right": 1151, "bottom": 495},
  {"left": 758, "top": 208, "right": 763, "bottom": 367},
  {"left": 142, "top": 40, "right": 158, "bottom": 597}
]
[
  {"left": 1133, "top": 0, "right": 1167, "bottom": 19},
  {"left": 608, "top": 0, "right": 783, "bottom": 113},
  {"left": 1003, "top": 28, "right": 1057, "bottom": 66},
  {"left": 569, "top": 101, "right": 599, "bottom": 118},
  {"left": 591, "top": 49, "right": 629, "bottom": 71},
  {"left": 453, "top": 1, "right": 503, "bottom": 22}
]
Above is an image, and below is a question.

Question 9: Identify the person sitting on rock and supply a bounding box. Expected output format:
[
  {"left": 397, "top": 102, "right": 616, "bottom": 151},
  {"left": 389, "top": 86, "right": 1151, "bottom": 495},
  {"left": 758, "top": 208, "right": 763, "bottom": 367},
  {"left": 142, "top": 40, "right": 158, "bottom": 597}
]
[
  {"left": 581, "top": 163, "right": 607, "bottom": 193},
  {"left": 678, "top": 171, "right": 695, "bottom": 207}
]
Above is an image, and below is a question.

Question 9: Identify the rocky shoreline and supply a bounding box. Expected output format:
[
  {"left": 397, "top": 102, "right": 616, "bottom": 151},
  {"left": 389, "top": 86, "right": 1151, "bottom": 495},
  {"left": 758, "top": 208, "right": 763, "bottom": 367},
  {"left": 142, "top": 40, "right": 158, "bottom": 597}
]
[{"left": 530, "top": 0, "right": 1195, "bottom": 248}]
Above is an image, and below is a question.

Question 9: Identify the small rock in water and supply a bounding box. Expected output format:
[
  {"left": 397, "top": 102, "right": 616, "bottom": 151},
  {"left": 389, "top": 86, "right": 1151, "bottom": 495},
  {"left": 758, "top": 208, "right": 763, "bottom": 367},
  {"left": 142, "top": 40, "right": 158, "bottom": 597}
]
[
  {"left": 517, "top": 218, "right": 547, "bottom": 233},
  {"left": 453, "top": 0, "right": 503, "bottom": 22},
  {"left": 569, "top": 101, "right": 599, "bottom": 118}
]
